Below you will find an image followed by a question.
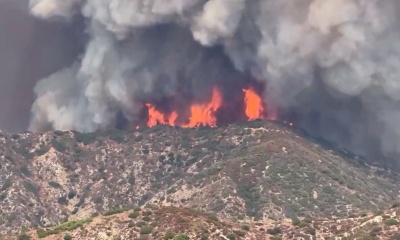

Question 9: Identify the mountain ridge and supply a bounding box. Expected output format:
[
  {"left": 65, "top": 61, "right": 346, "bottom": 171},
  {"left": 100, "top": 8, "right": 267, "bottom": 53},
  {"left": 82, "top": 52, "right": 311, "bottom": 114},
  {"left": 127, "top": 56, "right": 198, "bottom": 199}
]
[{"left": 0, "top": 121, "right": 399, "bottom": 238}]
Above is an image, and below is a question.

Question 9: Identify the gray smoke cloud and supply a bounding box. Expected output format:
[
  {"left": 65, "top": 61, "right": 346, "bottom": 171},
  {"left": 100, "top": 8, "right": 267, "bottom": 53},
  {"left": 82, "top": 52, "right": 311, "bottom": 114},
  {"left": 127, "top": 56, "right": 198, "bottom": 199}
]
[
  {"left": 0, "top": 0, "right": 82, "bottom": 132},
  {"left": 5, "top": 0, "right": 400, "bottom": 167}
]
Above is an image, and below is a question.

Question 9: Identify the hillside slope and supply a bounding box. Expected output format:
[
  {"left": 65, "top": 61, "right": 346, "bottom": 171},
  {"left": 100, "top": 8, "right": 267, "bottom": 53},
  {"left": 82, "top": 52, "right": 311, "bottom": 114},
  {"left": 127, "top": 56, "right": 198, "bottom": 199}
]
[
  {"left": 12, "top": 204, "right": 400, "bottom": 240},
  {"left": 0, "top": 121, "right": 399, "bottom": 236}
]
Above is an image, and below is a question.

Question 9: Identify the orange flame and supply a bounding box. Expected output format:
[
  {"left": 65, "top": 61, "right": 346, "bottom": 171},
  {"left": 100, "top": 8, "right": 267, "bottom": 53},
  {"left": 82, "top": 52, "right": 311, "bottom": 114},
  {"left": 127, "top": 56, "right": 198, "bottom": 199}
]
[
  {"left": 146, "top": 104, "right": 177, "bottom": 127},
  {"left": 183, "top": 87, "right": 223, "bottom": 128},
  {"left": 243, "top": 87, "right": 264, "bottom": 120}
]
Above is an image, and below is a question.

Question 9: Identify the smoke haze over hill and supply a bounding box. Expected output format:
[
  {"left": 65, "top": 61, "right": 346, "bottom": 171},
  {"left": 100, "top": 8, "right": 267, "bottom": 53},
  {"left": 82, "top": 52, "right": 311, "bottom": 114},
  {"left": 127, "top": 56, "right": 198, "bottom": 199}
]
[{"left": 2, "top": 0, "right": 400, "bottom": 168}]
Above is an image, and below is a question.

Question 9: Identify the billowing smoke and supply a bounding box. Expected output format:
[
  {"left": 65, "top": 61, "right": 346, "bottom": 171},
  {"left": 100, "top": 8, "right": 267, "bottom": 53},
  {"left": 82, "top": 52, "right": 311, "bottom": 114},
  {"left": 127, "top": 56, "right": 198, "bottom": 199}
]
[
  {"left": 0, "top": 0, "right": 83, "bottom": 132},
  {"left": 3, "top": 0, "right": 400, "bottom": 168}
]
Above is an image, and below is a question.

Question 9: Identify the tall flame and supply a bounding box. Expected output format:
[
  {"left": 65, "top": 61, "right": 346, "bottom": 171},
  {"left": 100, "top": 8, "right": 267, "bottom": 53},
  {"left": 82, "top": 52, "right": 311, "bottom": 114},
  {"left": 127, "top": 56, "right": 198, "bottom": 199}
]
[
  {"left": 143, "top": 85, "right": 275, "bottom": 129},
  {"left": 183, "top": 87, "right": 223, "bottom": 128},
  {"left": 243, "top": 87, "right": 264, "bottom": 120},
  {"left": 146, "top": 104, "right": 177, "bottom": 127}
]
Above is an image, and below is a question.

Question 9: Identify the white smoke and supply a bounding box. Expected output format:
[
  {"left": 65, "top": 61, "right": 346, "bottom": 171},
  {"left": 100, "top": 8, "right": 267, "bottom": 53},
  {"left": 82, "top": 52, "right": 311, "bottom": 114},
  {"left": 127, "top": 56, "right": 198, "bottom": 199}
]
[{"left": 28, "top": 0, "right": 400, "bottom": 166}]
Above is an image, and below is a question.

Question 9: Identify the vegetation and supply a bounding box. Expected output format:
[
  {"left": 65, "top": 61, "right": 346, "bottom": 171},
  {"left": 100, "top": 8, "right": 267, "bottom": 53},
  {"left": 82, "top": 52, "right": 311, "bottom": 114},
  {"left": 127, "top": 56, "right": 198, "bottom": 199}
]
[
  {"left": 174, "top": 234, "right": 189, "bottom": 240},
  {"left": 64, "top": 234, "right": 72, "bottom": 240},
  {"left": 103, "top": 209, "right": 125, "bottom": 216},
  {"left": 226, "top": 233, "right": 236, "bottom": 240},
  {"left": 140, "top": 226, "right": 154, "bottom": 235},
  {"left": 267, "top": 227, "right": 282, "bottom": 235},
  {"left": 128, "top": 211, "right": 140, "bottom": 219},
  {"left": 2, "top": 121, "right": 400, "bottom": 239},
  {"left": 164, "top": 231, "right": 175, "bottom": 239},
  {"left": 36, "top": 218, "right": 93, "bottom": 238},
  {"left": 17, "top": 232, "right": 30, "bottom": 240},
  {"left": 385, "top": 219, "right": 399, "bottom": 226}
]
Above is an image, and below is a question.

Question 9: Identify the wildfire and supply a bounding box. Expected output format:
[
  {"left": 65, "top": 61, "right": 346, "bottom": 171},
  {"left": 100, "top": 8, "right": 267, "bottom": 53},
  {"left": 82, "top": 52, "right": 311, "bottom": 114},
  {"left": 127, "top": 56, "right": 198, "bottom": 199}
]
[
  {"left": 143, "top": 84, "right": 276, "bottom": 128},
  {"left": 183, "top": 87, "right": 223, "bottom": 128},
  {"left": 243, "top": 87, "right": 264, "bottom": 120},
  {"left": 146, "top": 104, "right": 177, "bottom": 127}
]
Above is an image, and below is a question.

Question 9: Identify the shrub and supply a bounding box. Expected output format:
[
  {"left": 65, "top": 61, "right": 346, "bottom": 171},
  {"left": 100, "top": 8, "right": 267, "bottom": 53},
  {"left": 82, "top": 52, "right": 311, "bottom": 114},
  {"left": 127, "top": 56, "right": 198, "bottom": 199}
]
[
  {"left": 291, "top": 217, "right": 301, "bottom": 226},
  {"left": 200, "top": 234, "right": 209, "bottom": 240},
  {"left": 164, "top": 231, "right": 175, "bottom": 239},
  {"left": 142, "top": 216, "right": 151, "bottom": 222},
  {"left": 67, "top": 191, "right": 76, "bottom": 199},
  {"left": 226, "top": 233, "right": 236, "bottom": 240},
  {"left": 19, "top": 166, "right": 32, "bottom": 177},
  {"left": 241, "top": 225, "right": 250, "bottom": 231},
  {"left": 23, "top": 181, "right": 39, "bottom": 198},
  {"left": 136, "top": 221, "right": 146, "bottom": 227},
  {"left": 207, "top": 214, "right": 218, "bottom": 222},
  {"left": 234, "top": 230, "right": 246, "bottom": 237},
  {"left": 143, "top": 210, "right": 152, "bottom": 216},
  {"left": 17, "top": 232, "right": 30, "bottom": 240},
  {"left": 48, "top": 181, "right": 61, "bottom": 188},
  {"left": 140, "top": 226, "right": 153, "bottom": 235},
  {"left": 269, "top": 237, "right": 282, "bottom": 240},
  {"left": 267, "top": 227, "right": 282, "bottom": 235},
  {"left": 0, "top": 178, "right": 12, "bottom": 191},
  {"left": 391, "top": 202, "right": 400, "bottom": 208},
  {"left": 128, "top": 211, "right": 140, "bottom": 219},
  {"left": 35, "top": 144, "right": 50, "bottom": 156},
  {"left": 58, "top": 196, "right": 69, "bottom": 205},
  {"left": 385, "top": 219, "right": 399, "bottom": 226},
  {"left": 53, "top": 218, "right": 93, "bottom": 232},
  {"left": 103, "top": 209, "right": 124, "bottom": 216},
  {"left": 51, "top": 139, "right": 66, "bottom": 152},
  {"left": 174, "top": 234, "right": 189, "bottom": 240},
  {"left": 64, "top": 234, "right": 72, "bottom": 240}
]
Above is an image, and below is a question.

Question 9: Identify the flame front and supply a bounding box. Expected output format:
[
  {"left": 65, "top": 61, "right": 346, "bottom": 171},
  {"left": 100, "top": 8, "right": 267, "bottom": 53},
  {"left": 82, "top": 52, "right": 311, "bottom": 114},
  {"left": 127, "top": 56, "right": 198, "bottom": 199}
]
[
  {"left": 143, "top": 85, "right": 275, "bottom": 128},
  {"left": 146, "top": 104, "right": 177, "bottom": 127},
  {"left": 183, "top": 87, "right": 223, "bottom": 128},
  {"left": 243, "top": 87, "right": 264, "bottom": 120}
]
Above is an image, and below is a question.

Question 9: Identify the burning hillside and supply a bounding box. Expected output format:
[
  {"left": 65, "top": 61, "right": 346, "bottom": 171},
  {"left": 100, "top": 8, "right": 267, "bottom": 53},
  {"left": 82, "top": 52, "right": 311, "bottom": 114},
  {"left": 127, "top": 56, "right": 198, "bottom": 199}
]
[{"left": 142, "top": 84, "right": 275, "bottom": 128}]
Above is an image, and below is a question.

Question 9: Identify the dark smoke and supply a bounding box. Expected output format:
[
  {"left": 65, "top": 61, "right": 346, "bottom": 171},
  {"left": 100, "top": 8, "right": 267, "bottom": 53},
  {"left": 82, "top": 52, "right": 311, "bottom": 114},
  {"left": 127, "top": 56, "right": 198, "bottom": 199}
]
[{"left": 2, "top": 0, "right": 400, "bottom": 169}]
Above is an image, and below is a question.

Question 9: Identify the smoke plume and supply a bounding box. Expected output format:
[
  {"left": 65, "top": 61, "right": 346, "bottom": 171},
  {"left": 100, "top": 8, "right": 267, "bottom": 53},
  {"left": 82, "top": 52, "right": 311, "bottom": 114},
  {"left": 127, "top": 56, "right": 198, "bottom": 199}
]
[
  {"left": 3, "top": 0, "right": 400, "bottom": 168},
  {"left": 0, "top": 0, "right": 83, "bottom": 132}
]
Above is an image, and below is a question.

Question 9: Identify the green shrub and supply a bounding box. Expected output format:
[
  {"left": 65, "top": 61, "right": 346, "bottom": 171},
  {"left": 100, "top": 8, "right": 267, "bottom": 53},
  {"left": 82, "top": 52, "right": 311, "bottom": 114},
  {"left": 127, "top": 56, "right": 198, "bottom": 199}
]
[
  {"left": 207, "top": 214, "right": 218, "bottom": 222},
  {"left": 140, "top": 226, "right": 154, "bottom": 234},
  {"left": 385, "top": 219, "right": 399, "bottom": 226},
  {"left": 58, "top": 196, "right": 69, "bottom": 205},
  {"left": 164, "top": 231, "right": 175, "bottom": 239},
  {"left": 234, "top": 230, "right": 246, "bottom": 237},
  {"left": 35, "top": 144, "right": 50, "bottom": 156},
  {"left": 20, "top": 166, "right": 32, "bottom": 177},
  {"left": 48, "top": 181, "right": 61, "bottom": 188},
  {"left": 267, "top": 227, "right": 282, "bottom": 235},
  {"left": 200, "top": 234, "right": 209, "bottom": 240},
  {"left": 64, "top": 234, "right": 72, "bottom": 240},
  {"left": 17, "top": 232, "right": 31, "bottom": 240},
  {"left": 103, "top": 209, "right": 124, "bottom": 216},
  {"left": 128, "top": 211, "right": 140, "bottom": 219},
  {"left": 142, "top": 216, "right": 151, "bottom": 222},
  {"left": 38, "top": 229, "right": 59, "bottom": 238},
  {"left": 241, "top": 224, "right": 250, "bottom": 231},
  {"left": 226, "top": 233, "right": 236, "bottom": 240},
  {"left": 269, "top": 237, "right": 282, "bottom": 240},
  {"left": 51, "top": 139, "right": 66, "bottom": 152},
  {"left": 291, "top": 217, "right": 301, "bottom": 226},
  {"left": 174, "top": 234, "right": 189, "bottom": 240},
  {"left": 143, "top": 210, "right": 152, "bottom": 216},
  {"left": 136, "top": 221, "right": 146, "bottom": 227}
]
